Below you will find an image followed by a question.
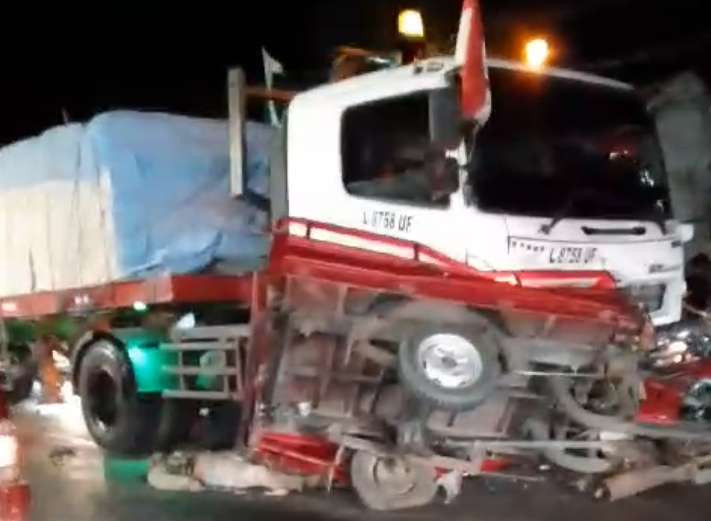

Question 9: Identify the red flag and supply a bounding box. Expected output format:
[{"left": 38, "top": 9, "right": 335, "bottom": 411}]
[{"left": 455, "top": 0, "right": 490, "bottom": 124}]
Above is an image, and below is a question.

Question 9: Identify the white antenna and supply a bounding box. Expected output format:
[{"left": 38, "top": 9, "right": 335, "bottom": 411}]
[{"left": 227, "top": 68, "right": 246, "bottom": 198}]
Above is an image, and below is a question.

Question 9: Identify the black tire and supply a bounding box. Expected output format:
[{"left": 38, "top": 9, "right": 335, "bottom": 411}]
[
  {"left": 78, "top": 339, "right": 161, "bottom": 455},
  {"left": 398, "top": 323, "right": 500, "bottom": 411},
  {"left": 350, "top": 450, "right": 437, "bottom": 511},
  {"left": 7, "top": 344, "right": 38, "bottom": 404}
]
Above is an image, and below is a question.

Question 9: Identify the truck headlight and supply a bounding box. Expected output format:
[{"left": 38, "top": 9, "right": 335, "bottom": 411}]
[{"left": 623, "top": 284, "right": 665, "bottom": 313}]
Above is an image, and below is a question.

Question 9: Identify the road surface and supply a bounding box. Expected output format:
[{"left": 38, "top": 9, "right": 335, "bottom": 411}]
[{"left": 14, "top": 395, "right": 711, "bottom": 521}]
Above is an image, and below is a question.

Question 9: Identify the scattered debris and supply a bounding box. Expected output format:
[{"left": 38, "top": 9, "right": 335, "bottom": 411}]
[
  {"left": 436, "top": 470, "right": 463, "bottom": 503},
  {"left": 193, "top": 451, "right": 305, "bottom": 495},
  {"left": 572, "top": 475, "right": 596, "bottom": 494},
  {"left": 49, "top": 446, "right": 76, "bottom": 467},
  {"left": 146, "top": 451, "right": 306, "bottom": 496},
  {"left": 148, "top": 455, "right": 203, "bottom": 493}
]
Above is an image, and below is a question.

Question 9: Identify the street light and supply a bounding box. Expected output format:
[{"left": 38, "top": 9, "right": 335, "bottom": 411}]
[
  {"left": 524, "top": 38, "right": 549, "bottom": 70},
  {"left": 398, "top": 9, "right": 425, "bottom": 39}
]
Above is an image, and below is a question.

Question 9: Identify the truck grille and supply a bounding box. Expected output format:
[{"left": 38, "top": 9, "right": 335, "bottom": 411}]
[{"left": 624, "top": 283, "right": 666, "bottom": 313}]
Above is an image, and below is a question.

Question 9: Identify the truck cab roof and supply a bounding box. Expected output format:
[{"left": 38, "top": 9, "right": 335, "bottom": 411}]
[
  {"left": 487, "top": 57, "right": 632, "bottom": 91},
  {"left": 292, "top": 56, "right": 632, "bottom": 108}
]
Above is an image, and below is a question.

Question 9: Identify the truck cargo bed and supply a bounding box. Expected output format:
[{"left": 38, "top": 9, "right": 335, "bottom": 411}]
[{"left": 0, "top": 111, "right": 272, "bottom": 301}]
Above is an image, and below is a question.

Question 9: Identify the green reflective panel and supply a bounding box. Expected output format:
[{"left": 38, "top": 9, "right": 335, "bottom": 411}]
[
  {"left": 124, "top": 337, "right": 179, "bottom": 393},
  {"left": 103, "top": 453, "right": 151, "bottom": 483},
  {"left": 6, "top": 320, "right": 36, "bottom": 345}
]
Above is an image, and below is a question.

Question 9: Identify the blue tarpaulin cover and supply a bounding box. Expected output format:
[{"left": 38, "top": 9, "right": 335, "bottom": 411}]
[{"left": 0, "top": 111, "right": 272, "bottom": 297}]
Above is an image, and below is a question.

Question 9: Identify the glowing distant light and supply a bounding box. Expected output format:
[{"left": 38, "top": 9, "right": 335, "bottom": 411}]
[
  {"left": 524, "top": 38, "right": 550, "bottom": 70},
  {"left": 132, "top": 301, "right": 148, "bottom": 312},
  {"left": 398, "top": 9, "right": 425, "bottom": 39},
  {"left": 175, "top": 313, "right": 196, "bottom": 330}
]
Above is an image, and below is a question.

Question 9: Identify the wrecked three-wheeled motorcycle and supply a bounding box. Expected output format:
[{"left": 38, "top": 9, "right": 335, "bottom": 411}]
[{"left": 232, "top": 269, "right": 711, "bottom": 511}]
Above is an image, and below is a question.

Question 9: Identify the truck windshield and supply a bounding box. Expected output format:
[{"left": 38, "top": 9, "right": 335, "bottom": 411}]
[{"left": 469, "top": 67, "right": 671, "bottom": 221}]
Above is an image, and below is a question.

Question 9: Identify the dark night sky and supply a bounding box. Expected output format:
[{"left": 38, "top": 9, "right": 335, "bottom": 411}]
[{"left": 1, "top": 0, "right": 708, "bottom": 145}]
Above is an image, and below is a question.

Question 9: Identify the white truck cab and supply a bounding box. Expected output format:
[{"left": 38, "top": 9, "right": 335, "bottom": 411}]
[{"left": 284, "top": 56, "right": 690, "bottom": 326}]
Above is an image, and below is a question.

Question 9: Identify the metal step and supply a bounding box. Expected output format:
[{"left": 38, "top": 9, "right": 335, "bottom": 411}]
[
  {"left": 170, "top": 325, "right": 250, "bottom": 341},
  {"left": 162, "top": 389, "right": 241, "bottom": 400},
  {"left": 160, "top": 341, "right": 235, "bottom": 351},
  {"left": 163, "top": 366, "right": 238, "bottom": 376}
]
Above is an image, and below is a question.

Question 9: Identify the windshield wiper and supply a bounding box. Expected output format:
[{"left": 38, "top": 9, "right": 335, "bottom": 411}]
[
  {"left": 581, "top": 225, "right": 646, "bottom": 236},
  {"left": 585, "top": 206, "right": 668, "bottom": 235},
  {"left": 539, "top": 188, "right": 668, "bottom": 236},
  {"left": 539, "top": 191, "right": 582, "bottom": 235},
  {"left": 647, "top": 207, "right": 668, "bottom": 234}
]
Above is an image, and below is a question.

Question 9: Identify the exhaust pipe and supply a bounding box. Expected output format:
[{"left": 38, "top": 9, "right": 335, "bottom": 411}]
[
  {"left": 598, "top": 465, "right": 687, "bottom": 501},
  {"left": 597, "top": 462, "right": 711, "bottom": 501},
  {"left": 525, "top": 418, "right": 612, "bottom": 474}
]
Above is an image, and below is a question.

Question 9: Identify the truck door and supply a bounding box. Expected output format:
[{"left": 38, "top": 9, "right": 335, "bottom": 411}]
[{"left": 337, "top": 90, "right": 464, "bottom": 257}]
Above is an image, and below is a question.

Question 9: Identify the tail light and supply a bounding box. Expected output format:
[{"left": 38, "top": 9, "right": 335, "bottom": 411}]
[{"left": 0, "top": 420, "right": 19, "bottom": 483}]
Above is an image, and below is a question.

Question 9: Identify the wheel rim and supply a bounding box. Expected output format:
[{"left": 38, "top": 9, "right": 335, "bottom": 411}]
[
  {"left": 87, "top": 369, "right": 119, "bottom": 431},
  {"left": 416, "top": 333, "right": 482, "bottom": 389},
  {"left": 371, "top": 457, "right": 417, "bottom": 496}
]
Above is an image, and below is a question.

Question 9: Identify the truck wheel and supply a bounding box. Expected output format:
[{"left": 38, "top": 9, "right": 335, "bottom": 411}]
[
  {"left": 78, "top": 339, "right": 160, "bottom": 455},
  {"left": 350, "top": 450, "right": 437, "bottom": 511},
  {"left": 398, "top": 324, "right": 500, "bottom": 411}
]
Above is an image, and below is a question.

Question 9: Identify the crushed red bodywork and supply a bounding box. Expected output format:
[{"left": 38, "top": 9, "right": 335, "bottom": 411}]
[
  {"left": 254, "top": 361, "right": 711, "bottom": 492},
  {"left": 254, "top": 432, "right": 349, "bottom": 485},
  {"left": 269, "top": 218, "right": 644, "bottom": 331},
  {"left": 254, "top": 220, "right": 650, "bottom": 492},
  {"left": 637, "top": 359, "right": 711, "bottom": 426},
  {"left": 254, "top": 432, "right": 510, "bottom": 484}
]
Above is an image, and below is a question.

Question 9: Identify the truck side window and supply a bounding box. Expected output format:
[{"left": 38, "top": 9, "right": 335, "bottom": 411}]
[{"left": 342, "top": 92, "right": 454, "bottom": 206}]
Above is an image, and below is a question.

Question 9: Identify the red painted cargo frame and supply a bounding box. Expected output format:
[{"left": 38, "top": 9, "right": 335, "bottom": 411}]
[
  {"left": 0, "top": 274, "right": 254, "bottom": 319},
  {"left": 269, "top": 218, "right": 644, "bottom": 332}
]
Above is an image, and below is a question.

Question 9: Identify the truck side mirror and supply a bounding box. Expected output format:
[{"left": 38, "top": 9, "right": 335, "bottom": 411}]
[{"left": 429, "top": 87, "right": 460, "bottom": 150}]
